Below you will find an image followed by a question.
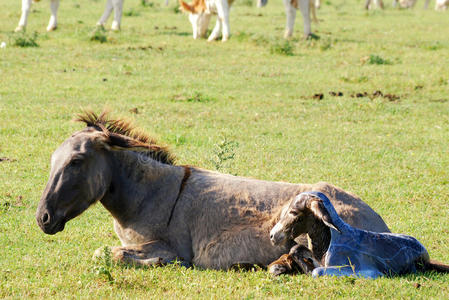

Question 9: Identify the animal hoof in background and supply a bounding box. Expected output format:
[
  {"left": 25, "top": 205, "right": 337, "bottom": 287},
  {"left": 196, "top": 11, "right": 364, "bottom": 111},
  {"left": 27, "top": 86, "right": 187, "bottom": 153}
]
[
  {"left": 305, "top": 33, "right": 319, "bottom": 40},
  {"left": 111, "top": 21, "right": 120, "bottom": 31},
  {"left": 47, "top": 25, "right": 57, "bottom": 32},
  {"left": 221, "top": 35, "right": 229, "bottom": 42},
  {"left": 284, "top": 30, "right": 293, "bottom": 39},
  {"left": 14, "top": 26, "right": 25, "bottom": 32}
]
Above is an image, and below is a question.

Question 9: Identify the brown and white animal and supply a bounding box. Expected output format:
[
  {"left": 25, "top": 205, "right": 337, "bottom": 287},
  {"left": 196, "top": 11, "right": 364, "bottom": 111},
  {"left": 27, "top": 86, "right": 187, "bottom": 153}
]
[
  {"left": 282, "top": 0, "right": 318, "bottom": 38},
  {"left": 179, "top": 0, "right": 234, "bottom": 41},
  {"left": 435, "top": 0, "right": 449, "bottom": 9},
  {"left": 35, "top": 110, "right": 390, "bottom": 270},
  {"left": 15, "top": 0, "right": 124, "bottom": 32}
]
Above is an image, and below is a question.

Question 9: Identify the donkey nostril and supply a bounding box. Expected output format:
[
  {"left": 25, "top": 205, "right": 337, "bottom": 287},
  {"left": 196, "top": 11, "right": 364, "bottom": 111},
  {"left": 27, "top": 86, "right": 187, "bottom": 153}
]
[
  {"left": 42, "top": 212, "right": 50, "bottom": 225},
  {"left": 270, "top": 234, "right": 274, "bottom": 240}
]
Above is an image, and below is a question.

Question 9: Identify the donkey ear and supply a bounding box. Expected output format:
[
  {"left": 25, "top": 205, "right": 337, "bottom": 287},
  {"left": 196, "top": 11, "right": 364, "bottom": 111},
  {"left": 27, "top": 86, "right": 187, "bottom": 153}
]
[
  {"left": 105, "top": 132, "right": 148, "bottom": 151},
  {"left": 293, "top": 193, "right": 309, "bottom": 211},
  {"left": 179, "top": 0, "right": 195, "bottom": 13},
  {"left": 308, "top": 199, "right": 341, "bottom": 233}
]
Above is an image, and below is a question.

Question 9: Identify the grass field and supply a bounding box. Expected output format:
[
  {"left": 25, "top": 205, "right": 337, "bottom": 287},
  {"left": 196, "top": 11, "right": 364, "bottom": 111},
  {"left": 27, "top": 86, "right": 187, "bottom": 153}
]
[{"left": 1, "top": 0, "right": 449, "bottom": 298}]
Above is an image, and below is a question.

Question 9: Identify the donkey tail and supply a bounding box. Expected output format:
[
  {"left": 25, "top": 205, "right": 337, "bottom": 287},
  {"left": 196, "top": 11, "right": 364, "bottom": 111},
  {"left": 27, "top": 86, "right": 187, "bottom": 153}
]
[{"left": 425, "top": 259, "right": 449, "bottom": 273}]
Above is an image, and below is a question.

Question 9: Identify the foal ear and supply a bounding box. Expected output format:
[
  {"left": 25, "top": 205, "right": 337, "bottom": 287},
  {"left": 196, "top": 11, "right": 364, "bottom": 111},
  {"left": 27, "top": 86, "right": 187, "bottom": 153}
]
[
  {"left": 308, "top": 198, "right": 340, "bottom": 233},
  {"left": 179, "top": 0, "right": 195, "bottom": 13}
]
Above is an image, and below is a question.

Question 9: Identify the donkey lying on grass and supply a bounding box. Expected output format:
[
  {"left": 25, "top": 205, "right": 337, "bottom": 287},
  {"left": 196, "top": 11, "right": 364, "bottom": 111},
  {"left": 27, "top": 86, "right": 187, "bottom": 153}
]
[
  {"left": 16, "top": 0, "right": 124, "bottom": 32},
  {"left": 36, "top": 111, "right": 390, "bottom": 270},
  {"left": 270, "top": 192, "right": 449, "bottom": 278}
]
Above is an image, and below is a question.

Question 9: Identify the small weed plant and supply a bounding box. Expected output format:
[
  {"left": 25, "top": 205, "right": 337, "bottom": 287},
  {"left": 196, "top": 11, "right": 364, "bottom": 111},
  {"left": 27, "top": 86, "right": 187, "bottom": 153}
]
[
  {"left": 212, "top": 137, "right": 239, "bottom": 173},
  {"left": 368, "top": 54, "right": 392, "bottom": 65},
  {"left": 93, "top": 246, "right": 114, "bottom": 283},
  {"left": 90, "top": 26, "right": 108, "bottom": 43},
  {"left": 10, "top": 31, "right": 39, "bottom": 47}
]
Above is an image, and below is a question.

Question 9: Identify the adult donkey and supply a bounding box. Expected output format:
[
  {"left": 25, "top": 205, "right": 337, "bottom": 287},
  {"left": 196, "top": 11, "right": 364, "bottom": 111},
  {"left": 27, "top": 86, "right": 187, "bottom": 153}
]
[
  {"left": 36, "top": 111, "right": 390, "bottom": 270},
  {"left": 15, "top": 0, "right": 124, "bottom": 32}
]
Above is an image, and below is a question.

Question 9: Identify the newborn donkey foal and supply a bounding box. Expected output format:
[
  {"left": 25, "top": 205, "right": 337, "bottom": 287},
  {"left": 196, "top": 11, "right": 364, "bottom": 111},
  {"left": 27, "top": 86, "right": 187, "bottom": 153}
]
[
  {"left": 270, "top": 192, "right": 449, "bottom": 278},
  {"left": 180, "top": 0, "right": 234, "bottom": 41}
]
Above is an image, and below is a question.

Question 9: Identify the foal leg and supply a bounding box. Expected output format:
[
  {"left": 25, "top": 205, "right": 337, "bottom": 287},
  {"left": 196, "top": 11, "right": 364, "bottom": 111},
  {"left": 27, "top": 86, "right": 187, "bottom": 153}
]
[
  {"left": 111, "top": 0, "right": 124, "bottom": 31},
  {"left": 93, "top": 240, "right": 189, "bottom": 267},
  {"left": 289, "top": 244, "right": 321, "bottom": 274},
  {"left": 97, "top": 0, "right": 114, "bottom": 28},
  {"left": 15, "top": 0, "right": 32, "bottom": 32},
  {"left": 46, "top": 0, "right": 59, "bottom": 31},
  {"left": 283, "top": 0, "right": 297, "bottom": 38}
]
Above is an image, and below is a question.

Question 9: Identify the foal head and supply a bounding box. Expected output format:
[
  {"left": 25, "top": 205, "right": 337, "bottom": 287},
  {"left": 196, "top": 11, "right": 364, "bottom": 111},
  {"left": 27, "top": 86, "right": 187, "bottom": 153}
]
[
  {"left": 36, "top": 111, "right": 174, "bottom": 235},
  {"left": 179, "top": 0, "right": 211, "bottom": 39},
  {"left": 270, "top": 192, "right": 339, "bottom": 246}
]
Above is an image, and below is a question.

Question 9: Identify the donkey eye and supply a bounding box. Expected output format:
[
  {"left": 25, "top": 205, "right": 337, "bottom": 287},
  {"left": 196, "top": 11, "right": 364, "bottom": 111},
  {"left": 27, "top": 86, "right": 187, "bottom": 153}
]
[{"left": 290, "top": 210, "right": 299, "bottom": 216}]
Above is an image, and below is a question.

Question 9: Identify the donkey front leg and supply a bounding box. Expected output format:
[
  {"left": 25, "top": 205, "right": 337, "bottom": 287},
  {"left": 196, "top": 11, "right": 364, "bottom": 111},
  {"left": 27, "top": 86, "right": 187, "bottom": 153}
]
[
  {"left": 97, "top": 0, "right": 114, "bottom": 28},
  {"left": 15, "top": 0, "right": 32, "bottom": 32},
  {"left": 46, "top": 0, "right": 59, "bottom": 31},
  {"left": 283, "top": 0, "right": 296, "bottom": 38},
  {"left": 111, "top": 0, "right": 124, "bottom": 31},
  {"left": 93, "top": 240, "right": 189, "bottom": 267}
]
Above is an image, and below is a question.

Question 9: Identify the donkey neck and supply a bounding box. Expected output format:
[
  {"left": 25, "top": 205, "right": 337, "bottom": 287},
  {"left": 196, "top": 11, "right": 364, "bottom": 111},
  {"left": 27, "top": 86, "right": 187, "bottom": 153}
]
[
  {"left": 307, "top": 219, "right": 331, "bottom": 262},
  {"left": 100, "top": 150, "right": 185, "bottom": 228}
]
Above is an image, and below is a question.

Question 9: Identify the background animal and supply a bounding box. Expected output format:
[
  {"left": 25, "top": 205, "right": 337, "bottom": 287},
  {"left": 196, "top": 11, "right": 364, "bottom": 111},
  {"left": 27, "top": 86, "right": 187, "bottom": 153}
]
[
  {"left": 282, "top": 0, "right": 318, "bottom": 38},
  {"left": 35, "top": 111, "right": 390, "bottom": 270},
  {"left": 270, "top": 192, "right": 449, "bottom": 278},
  {"left": 179, "top": 0, "right": 234, "bottom": 41},
  {"left": 15, "top": 0, "right": 125, "bottom": 32}
]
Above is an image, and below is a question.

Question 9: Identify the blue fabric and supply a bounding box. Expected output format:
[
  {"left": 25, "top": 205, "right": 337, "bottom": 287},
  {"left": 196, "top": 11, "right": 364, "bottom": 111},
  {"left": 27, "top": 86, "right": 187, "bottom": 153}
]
[{"left": 303, "top": 192, "right": 429, "bottom": 279}]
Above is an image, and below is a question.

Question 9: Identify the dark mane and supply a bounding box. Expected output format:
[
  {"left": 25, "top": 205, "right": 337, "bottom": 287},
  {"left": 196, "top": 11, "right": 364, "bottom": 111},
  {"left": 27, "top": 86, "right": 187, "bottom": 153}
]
[{"left": 75, "top": 110, "right": 176, "bottom": 165}]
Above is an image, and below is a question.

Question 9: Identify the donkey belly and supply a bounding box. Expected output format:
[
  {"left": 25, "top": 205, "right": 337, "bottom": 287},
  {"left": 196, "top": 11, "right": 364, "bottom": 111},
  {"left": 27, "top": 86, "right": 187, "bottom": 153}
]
[{"left": 191, "top": 225, "right": 290, "bottom": 269}]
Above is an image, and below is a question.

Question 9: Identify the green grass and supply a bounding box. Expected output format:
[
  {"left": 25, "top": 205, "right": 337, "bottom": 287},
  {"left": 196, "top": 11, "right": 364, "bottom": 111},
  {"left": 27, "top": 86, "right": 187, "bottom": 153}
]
[{"left": 1, "top": 0, "right": 449, "bottom": 298}]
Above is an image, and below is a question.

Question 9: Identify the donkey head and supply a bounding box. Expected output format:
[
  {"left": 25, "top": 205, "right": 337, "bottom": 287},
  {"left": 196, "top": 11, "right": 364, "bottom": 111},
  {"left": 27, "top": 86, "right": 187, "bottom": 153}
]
[
  {"left": 36, "top": 128, "right": 114, "bottom": 234},
  {"left": 270, "top": 192, "right": 339, "bottom": 245},
  {"left": 179, "top": 0, "right": 211, "bottom": 39},
  {"left": 36, "top": 111, "right": 173, "bottom": 235}
]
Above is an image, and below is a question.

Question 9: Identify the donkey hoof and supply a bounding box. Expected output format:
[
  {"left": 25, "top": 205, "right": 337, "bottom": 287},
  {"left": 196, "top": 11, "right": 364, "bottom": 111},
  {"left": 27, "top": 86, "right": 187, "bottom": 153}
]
[{"left": 14, "top": 26, "right": 24, "bottom": 32}]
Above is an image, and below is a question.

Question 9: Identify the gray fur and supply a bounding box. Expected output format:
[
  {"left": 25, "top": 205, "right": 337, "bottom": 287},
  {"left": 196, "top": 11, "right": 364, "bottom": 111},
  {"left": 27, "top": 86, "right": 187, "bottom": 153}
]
[{"left": 36, "top": 127, "right": 390, "bottom": 270}]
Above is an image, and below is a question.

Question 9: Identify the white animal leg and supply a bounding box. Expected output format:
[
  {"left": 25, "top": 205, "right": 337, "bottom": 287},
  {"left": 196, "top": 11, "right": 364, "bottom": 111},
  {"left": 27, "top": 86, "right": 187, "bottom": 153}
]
[
  {"left": 15, "top": 0, "right": 32, "bottom": 32},
  {"left": 216, "top": 0, "right": 230, "bottom": 41},
  {"left": 365, "top": 0, "right": 371, "bottom": 9},
  {"left": 111, "top": 0, "right": 124, "bottom": 31},
  {"left": 97, "top": 0, "right": 114, "bottom": 27},
  {"left": 47, "top": 0, "right": 59, "bottom": 31},
  {"left": 298, "top": 0, "right": 311, "bottom": 38},
  {"left": 423, "top": 0, "right": 430, "bottom": 8},
  {"left": 283, "top": 0, "right": 296, "bottom": 38},
  {"left": 392, "top": 0, "right": 398, "bottom": 8},
  {"left": 315, "top": 0, "right": 321, "bottom": 9},
  {"left": 208, "top": 19, "right": 222, "bottom": 42}
]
